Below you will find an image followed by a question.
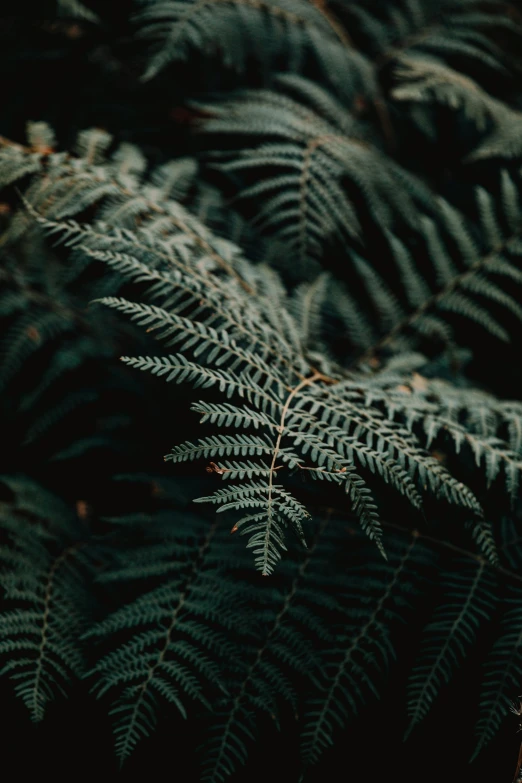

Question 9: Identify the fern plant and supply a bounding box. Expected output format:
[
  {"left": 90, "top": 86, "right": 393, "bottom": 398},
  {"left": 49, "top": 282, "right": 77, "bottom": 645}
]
[{"left": 2, "top": 1, "right": 522, "bottom": 781}]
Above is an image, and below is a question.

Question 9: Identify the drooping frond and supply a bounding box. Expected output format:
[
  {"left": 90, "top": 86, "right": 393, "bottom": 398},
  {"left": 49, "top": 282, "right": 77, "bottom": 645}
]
[
  {"left": 199, "top": 514, "right": 337, "bottom": 782},
  {"left": 343, "top": 369, "right": 522, "bottom": 514},
  {"left": 12, "top": 132, "right": 522, "bottom": 573}
]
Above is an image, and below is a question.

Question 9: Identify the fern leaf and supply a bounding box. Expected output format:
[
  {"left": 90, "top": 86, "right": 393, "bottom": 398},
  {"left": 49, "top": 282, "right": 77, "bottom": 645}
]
[
  {"left": 473, "top": 589, "right": 522, "bottom": 759},
  {"left": 0, "top": 478, "right": 95, "bottom": 721},
  {"left": 406, "top": 558, "right": 497, "bottom": 736},
  {"left": 300, "top": 535, "right": 424, "bottom": 769},
  {"left": 88, "top": 519, "right": 243, "bottom": 763},
  {"left": 135, "top": 0, "right": 368, "bottom": 101}
]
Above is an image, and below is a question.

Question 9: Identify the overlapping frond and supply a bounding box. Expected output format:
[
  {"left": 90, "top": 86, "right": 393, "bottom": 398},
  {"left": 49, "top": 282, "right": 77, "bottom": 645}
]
[
  {"left": 339, "top": 171, "right": 522, "bottom": 361},
  {"left": 199, "top": 515, "right": 337, "bottom": 782},
  {"left": 10, "top": 129, "right": 522, "bottom": 575},
  {"left": 0, "top": 216, "right": 148, "bottom": 469},
  {"left": 195, "top": 75, "right": 434, "bottom": 273},
  {"left": 392, "top": 56, "right": 522, "bottom": 161},
  {"left": 299, "top": 532, "right": 431, "bottom": 770},
  {"left": 134, "top": 0, "right": 373, "bottom": 101},
  {"left": 2, "top": 3, "right": 522, "bottom": 773},
  {"left": 347, "top": 0, "right": 519, "bottom": 74},
  {"left": 87, "top": 512, "right": 247, "bottom": 763}
]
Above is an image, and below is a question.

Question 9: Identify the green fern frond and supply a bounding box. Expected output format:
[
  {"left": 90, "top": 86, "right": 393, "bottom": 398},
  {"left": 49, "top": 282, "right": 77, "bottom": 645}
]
[
  {"left": 392, "top": 55, "right": 522, "bottom": 162},
  {"left": 135, "top": 0, "right": 372, "bottom": 101},
  {"left": 406, "top": 558, "right": 497, "bottom": 736},
  {"left": 29, "top": 207, "right": 510, "bottom": 570},
  {"left": 300, "top": 533, "right": 429, "bottom": 770},
  {"left": 195, "top": 75, "right": 432, "bottom": 272},
  {"left": 0, "top": 227, "right": 133, "bottom": 461},
  {"left": 200, "top": 515, "right": 334, "bottom": 781},
  {"left": 353, "top": 175, "right": 522, "bottom": 360},
  {"left": 0, "top": 477, "right": 96, "bottom": 721},
  {"left": 13, "top": 130, "right": 522, "bottom": 578},
  {"left": 345, "top": 0, "right": 516, "bottom": 65},
  {"left": 87, "top": 515, "right": 250, "bottom": 763},
  {"left": 473, "top": 587, "right": 522, "bottom": 759},
  {"left": 3, "top": 1, "right": 522, "bottom": 777}
]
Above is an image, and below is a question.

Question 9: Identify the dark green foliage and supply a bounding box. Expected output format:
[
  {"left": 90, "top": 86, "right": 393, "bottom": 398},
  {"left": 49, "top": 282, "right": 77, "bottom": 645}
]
[
  {"left": 2, "top": 1, "right": 522, "bottom": 781},
  {"left": 135, "top": 0, "right": 369, "bottom": 97},
  {"left": 86, "top": 512, "right": 243, "bottom": 763},
  {"left": 0, "top": 476, "right": 97, "bottom": 720},
  {"left": 405, "top": 557, "right": 497, "bottom": 737}
]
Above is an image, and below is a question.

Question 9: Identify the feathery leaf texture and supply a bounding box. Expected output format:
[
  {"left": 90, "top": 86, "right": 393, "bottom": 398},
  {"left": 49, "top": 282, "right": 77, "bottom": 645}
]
[
  {"left": 87, "top": 515, "right": 245, "bottom": 763},
  {"left": 0, "top": 477, "right": 96, "bottom": 720},
  {"left": 5, "top": 124, "right": 522, "bottom": 578},
  {"left": 134, "top": 0, "right": 371, "bottom": 100},
  {"left": 1, "top": 0, "right": 522, "bottom": 776},
  {"left": 406, "top": 557, "right": 497, "bottom": 736}
]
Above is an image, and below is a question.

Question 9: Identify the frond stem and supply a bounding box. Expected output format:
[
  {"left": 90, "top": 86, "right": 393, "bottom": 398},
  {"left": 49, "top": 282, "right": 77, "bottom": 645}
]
[
  {"left": 32, "top": 541, "right": 84, "bottom": 720},
  {"left": 118, "top": 520, "right": 217, "bottom": 761},
  {"left": 263, "top": 372, "right": 322, "bottom": 574},
  {"left": 303, "top": 534, "right": 417, "bottom": 766},
  {"left": 208, "top": 512, "right": 330, "bottom": 778}
]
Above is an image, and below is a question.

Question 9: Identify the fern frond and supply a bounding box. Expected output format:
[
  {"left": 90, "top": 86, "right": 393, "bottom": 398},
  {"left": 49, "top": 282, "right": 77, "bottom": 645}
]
[
  {"left": 4, "top": 1, "right": 522, "bottom": 777},
  {"left": 196, "top": 75, "right": 431, "bottom": 272},
  {"left": 392, "top": 55, "right": 522, "bottom": 162},
  {"left": 97, "top": 297, "right": 287, "bottom": 391},
  {"left": 8, "top": 123, "right": 522, "bottom": 580},
  {"left": 354, "top": 176, "right": 522, "bottom": 360},
  {"left": 300, "top": 533, "right": 427, "bottom": 770},
  {"left": 473, "top": 587, "right": 522, "bottom": 759},
  {"left": 200, "top": 515, "right": 333, "bottom": 781},
  {"left": 406, "top": 558, "right": 497, "bottom": 736},
  {"left": 135, "top": 0, "right": 372, "bottom": 101},
  {"left": 0, "top": 477, "right": 96, "bottom": 721},
  {"left": 88, "top": 516, "right": 244, "bottom": 763}
]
